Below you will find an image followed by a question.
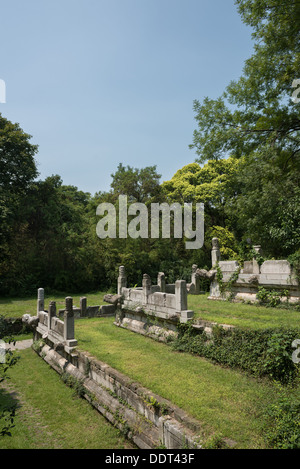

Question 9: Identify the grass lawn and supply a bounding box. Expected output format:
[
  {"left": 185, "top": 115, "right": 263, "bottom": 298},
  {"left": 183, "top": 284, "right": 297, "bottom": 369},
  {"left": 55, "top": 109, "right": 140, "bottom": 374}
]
[
  {"left": 188, "top": 293, "right": 300, "bottom": 329},
  {"left": 75, "top": 316, "right": 294, "bottom": 449},
  {"left": 0, "top": 291, "right": 109, "bottom": 319},
  {"left": 1, "top": 290, "right": 299, "bottom": 331},
  {"left": 1, "top": 293, "right": 300, "bottom": 449},
  {"left": 0, "top": 348, "right": 135, "bottom": 449}
]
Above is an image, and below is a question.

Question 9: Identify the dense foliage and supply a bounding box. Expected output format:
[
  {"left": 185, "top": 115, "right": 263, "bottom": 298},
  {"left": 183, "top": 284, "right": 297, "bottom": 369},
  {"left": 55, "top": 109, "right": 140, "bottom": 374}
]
[
  {"left": 0, "top": 0, "right": 299, "bottom": 295},
  {"left": 172, "top": 322, "right": 300, "bottom": 384},
  {"left": 264, "top": 384, "right": 300, "bottom": 449}
]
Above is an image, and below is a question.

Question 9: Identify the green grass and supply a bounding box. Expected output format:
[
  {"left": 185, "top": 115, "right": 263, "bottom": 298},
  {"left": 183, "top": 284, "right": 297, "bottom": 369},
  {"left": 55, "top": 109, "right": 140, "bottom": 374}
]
[
  {"left": 2, "top": 294, "right": 300, "bottom": 449},
  {"left": 0, "top": 291, "right": 109, "bottom": 319},
  {"left": 75, "top": 316, "right": 293, "bottom": 449},
  {"left": 0, "top": 348, "right": 135, "bottom": 449},
  {"left": 188, "top": 293, "right": 300, "bottom": 329},
  {"left": 1, "top": 290, "right": 299, "bottom": 330},
  {"left": 2, "top": 291, "right": 299, "bottom": 448}
]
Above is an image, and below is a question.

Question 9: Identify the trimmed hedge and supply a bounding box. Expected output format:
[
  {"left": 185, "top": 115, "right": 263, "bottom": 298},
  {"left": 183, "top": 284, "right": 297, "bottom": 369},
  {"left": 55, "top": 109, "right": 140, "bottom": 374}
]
[{"left": 172, "top": 322, "right": 300, "bottom": 384}]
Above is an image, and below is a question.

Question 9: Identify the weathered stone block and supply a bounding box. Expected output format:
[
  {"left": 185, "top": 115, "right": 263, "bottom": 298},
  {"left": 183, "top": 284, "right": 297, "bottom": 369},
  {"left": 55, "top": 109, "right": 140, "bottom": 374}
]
[
  {"left": 80, "top": 297, "right": 87, "bottom": 316},
  {"left": 118, "top": 265, "right": 127, "bottom": 295},
  {"left": 100, "top": 304, "right": 116, "bottom": 316},
  {"left": 151, "top": 292, "right": 166, "bottom": 307},
  {"left": 103, "top": 294, "right": 121, "bottom": 305},
  {"left": 175, "top": 280, "right": 187, "bottom": 311},
  {"left": 219, "top": 261, "right": 239, "bottom": 272},
  {"left": 260, "top": 260, "right": 292, "bottom": 275},
  {"left": 179, "top": 310, "right": 194, "bottom": 323},
  {"left": 86, "top": 306, "right": 100, "bottom": 317},
  {"left": 243, "top": 261, "right": 254, "bottom": 274}
]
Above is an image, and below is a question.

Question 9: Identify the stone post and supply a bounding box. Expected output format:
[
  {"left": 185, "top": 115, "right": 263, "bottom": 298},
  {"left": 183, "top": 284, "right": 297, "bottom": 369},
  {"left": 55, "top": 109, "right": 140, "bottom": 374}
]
[
  {"left": 118, "top": 266, "right": 127, "bottom": 295},
  {"left": 64, "top": 297, "right": 75, "bottom": 341},
  {"left": 211, "top": 238, "right": 221, "bottom": 267},
  {"left": 48, "top": 301, "right": 56, "bottom": 331},
  {"left": 191, "top": 264, "right": 200, "bottom": 294},
  {"left": 80, "top": 297, "right": 87, "bottom": 317},
  {"left": 157, "top": 272, "right": 166, "bottom": 292},
  {"left": 37, "top": 288, "right": 44, "bottom": 315},
  {"left": 253, "top": 245, "right": 262, "bottom": 256},
  {"left": 142, "top": 274, "right": 152, "bottom": 306},
  {"left": 252, "top": 245, "right": 262, "bottom": 274},
  {"left": 175, "top": 280, "right": 187, "bottom": 312}
]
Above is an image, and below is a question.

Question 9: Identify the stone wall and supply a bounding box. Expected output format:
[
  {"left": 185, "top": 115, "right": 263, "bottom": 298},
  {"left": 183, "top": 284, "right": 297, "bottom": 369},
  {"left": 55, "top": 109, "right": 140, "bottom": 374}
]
[
  {"left": 208, "top": 240, "right": 300, "bottom": 303},
  {"left": 26, "top": 304, "right": 202, "bottom": 449}
]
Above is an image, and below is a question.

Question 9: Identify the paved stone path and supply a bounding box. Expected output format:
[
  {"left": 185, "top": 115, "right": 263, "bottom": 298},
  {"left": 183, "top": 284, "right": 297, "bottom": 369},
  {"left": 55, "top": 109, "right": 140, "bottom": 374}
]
[{"left": 5, "top": 339, "right": 33, "bottom": 350}]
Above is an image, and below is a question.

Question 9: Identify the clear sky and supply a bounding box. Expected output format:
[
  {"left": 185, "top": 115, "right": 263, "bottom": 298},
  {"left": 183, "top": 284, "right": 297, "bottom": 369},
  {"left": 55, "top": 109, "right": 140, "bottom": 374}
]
[{"left": 0, "top": 0, "right": 254, "bottom": 195}]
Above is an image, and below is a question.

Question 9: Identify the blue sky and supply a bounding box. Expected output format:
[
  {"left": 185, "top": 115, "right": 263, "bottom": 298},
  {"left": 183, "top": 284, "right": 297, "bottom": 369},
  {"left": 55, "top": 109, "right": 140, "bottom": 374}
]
[{"left": 0, "top": 0, "right": 254, "bottom": 195}]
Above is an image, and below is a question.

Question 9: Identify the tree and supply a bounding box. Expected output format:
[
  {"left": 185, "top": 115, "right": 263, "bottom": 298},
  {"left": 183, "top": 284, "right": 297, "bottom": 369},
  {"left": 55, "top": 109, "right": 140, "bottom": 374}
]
[
  {"left": 0, "top": 115, "right": 39, "bottom": 293},
  {"left": 190, "top": 0, "right": 300, "bottom": 166},
  {"left": 110, "top": 163, "right": 162, "bottom": 203},
  {"left": 188, "top": 0, "right": 300, "bottom": 258},
  {"left": 162, "top": 158, "right": 241, "bottom": 264},
  {"left": 225, "top": 151, "right": 300, "bottom": 257},
  {"left": 0, "top": 114, "right": 38, "bottom": 244},
  {"left": 0, "top": 171, "right": 105, "bottom": 295},
  {"left": 0, "top": 114, "right": 38, "bottom": 193},
  {"left": 162, "top": 158, "right": 241, "bottom": 221}
]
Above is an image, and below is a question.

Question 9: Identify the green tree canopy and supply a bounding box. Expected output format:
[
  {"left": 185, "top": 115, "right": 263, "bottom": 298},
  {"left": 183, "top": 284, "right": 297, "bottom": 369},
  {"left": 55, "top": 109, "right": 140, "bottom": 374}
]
[
  {"left": 0, "top": 114, "right": 38, "bottom": 193},
  {"left": 0, "top": 114, "right": 39, "bottom": 276},
  {"left": 162, "top": 158, "right": 241, "bottom": 228},
  {"left": 110, "top": 163, "right": 162, "bottom": 203},
  {"left": 190, "top": 0, "right": 300, "bottom": 165},
  {"left": 225, "top": 151, "right": 300, "bottom": 257},
  {"left": 187, "top": 0, "right": 300, "bottom": 259}
]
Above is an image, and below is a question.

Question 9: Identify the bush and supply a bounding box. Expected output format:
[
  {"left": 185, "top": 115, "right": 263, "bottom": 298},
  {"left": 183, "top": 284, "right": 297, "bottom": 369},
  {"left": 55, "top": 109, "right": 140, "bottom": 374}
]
[
  {"left": 172, "top": 322, "right": 300, "bottom": 384},
  {"left": 256, "top": 287, "right": 289, "bottom": 308},
  {"left": 264, "top": 383, "right": 300, "bottom": 449}
]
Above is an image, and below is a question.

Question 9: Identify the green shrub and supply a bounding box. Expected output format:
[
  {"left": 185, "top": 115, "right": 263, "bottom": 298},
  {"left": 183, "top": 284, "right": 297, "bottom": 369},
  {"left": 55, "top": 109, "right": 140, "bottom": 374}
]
[
  {"left": 256, "top": 287, "right": 288, "bottom": 308},
  {"left": 264, "top": 383, "right": 300, "bottom": 449},
  {"left": 172, "top": 322, "right": 300, "bottom": 384}
]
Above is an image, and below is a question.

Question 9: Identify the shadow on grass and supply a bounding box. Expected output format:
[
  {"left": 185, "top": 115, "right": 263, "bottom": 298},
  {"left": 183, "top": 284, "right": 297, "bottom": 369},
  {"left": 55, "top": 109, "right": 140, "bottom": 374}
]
[{"left": 0, "top": 386, "right": 22, "bottom": 437}]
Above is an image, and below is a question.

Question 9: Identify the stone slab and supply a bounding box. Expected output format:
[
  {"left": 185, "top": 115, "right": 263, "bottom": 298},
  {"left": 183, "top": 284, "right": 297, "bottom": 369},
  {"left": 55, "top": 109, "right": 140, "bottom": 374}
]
[{"left": 260, "top": 260, "right": 292, "bottom": 274}]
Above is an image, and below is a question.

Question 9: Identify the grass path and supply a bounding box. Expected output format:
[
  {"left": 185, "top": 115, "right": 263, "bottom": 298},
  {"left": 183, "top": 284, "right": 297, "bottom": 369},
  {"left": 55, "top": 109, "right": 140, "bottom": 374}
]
[
  {"left": 0, "top": 348, "right": 135, "bottom": 449},
  {"left": 75, "top": 317, "right": 282, "bottom": 449},
  {"left": 188, "top": 294, "right": 300, "bottom": 329}
]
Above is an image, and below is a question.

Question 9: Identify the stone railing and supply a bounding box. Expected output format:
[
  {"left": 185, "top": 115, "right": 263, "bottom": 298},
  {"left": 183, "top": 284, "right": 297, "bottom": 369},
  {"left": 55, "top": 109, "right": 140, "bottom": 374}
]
[
  {"left": 115, "top": 267, "right": 194, "bottom": 340},
  {"left": 35, "top": 287, "right": 117, "bottom": 320},
  {"left": 207, "top": 240, "right": 300, "bottom": 303},
  {"left": 23, "top": 293, "right": 77, "bottom": 354}
]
